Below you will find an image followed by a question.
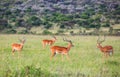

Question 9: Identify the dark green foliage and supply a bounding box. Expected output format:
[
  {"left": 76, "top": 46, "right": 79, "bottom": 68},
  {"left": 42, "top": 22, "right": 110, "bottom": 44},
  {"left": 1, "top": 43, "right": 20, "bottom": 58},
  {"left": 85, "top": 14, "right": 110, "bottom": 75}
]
[
  {"left": 5, "top": 10, "right": 12, "bottom": 15},
  {"left": 57, "top": 29, "right": 64, "bottom": 33},
  {"left": 26, "top": 7, "right": 32, "bottom": 12},
  {"left": 15, "top": 19, "right": 25, "bottom": 27},
  {"left": 60, "top": 24, "right": 65, "bottom": 28},
  {"left": 0, "top": 0, "right": 119, "bottom": 35},
  {"left": 43, "top": 21, "right": 52, "bottom": 29},
  {"left": 27, "top": 16, "right": 41, "bottom": 26},
  {"left": 0, "top": 19, "right": 8, "bottom": 30},
  {"left": 10, "top": 18, "right": 16, "bottom": 22},
  {"left": 102, "top": 23, "right": 110, "bottom": 27},
  {"left": 3, "top": 29, "right": 16, "bottom": 34},
  {"left": 44, "top": 13, "right": 72, "bottom": 23},
  {"left": 80, "top": 13, "right": 89, "bottom": 19},
  {"left": 18, "top": 29, "right": 28, "bottom": 34},
  {"left": 42, "top": 30, "right": 53, "bottom": 35}
]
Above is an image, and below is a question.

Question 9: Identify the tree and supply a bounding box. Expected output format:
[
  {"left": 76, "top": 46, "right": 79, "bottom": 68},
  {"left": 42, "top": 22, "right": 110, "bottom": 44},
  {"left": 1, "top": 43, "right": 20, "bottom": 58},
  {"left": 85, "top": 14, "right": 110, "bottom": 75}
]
[
  {"left": 0, "top": 19, "right": 8, "bottom": 30},
  {"left": 27, "top": 16, "right": 42, "bottom": 26},
  {"left": 109, "top": 27, "right": 113, "bottom": 34}
]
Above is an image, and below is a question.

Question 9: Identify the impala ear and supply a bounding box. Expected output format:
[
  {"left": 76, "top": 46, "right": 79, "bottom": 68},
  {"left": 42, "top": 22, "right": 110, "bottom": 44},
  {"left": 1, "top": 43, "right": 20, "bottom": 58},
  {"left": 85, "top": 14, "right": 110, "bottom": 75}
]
[{"left": 19, "top": 37, "right": 26, "bottom": 43}]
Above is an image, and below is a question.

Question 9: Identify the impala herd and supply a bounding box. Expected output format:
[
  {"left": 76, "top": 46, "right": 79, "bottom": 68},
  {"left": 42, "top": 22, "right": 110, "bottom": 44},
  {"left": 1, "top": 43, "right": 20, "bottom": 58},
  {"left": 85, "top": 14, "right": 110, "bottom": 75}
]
[{"left": 11, "top": 35, "right": 113, "bottom": 60}]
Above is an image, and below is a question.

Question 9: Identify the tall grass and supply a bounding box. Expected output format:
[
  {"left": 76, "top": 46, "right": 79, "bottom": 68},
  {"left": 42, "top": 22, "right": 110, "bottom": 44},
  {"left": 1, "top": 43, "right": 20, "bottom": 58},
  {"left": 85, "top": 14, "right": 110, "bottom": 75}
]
[{"left": 0, "top": 34, "right": 120, "bottom": 77}]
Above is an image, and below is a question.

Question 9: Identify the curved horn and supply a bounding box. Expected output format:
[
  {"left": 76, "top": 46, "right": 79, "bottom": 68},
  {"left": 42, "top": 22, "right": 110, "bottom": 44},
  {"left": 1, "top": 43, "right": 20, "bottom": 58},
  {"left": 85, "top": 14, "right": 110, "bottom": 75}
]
[
  {"left": 63, "top": 38, "right": 72, "bottom": 43},
  {"left": 100, "top": 35, "right": 105, "bottom": 43},
  {"left": 97, "top": 36, "right": 100, "bottom": 43},
  {"left": 52, "top": 36, "right": 56, "bottom": 39},
  {"left": 97, "top": 35, "right": 105, "bottom": 44}
]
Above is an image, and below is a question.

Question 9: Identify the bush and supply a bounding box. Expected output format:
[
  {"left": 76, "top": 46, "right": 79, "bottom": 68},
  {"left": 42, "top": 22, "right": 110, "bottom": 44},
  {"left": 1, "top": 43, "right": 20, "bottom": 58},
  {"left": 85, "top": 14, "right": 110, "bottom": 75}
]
[
  {"left": 3, "top": 29, "right": 16, "bottom": 34},
  {"left": 102, "top": 23, "right": 110, "bottom": 27},
  {"left": 27, "top": 16, "right": 42, "bottom": 26},
  {"left": 42, "top": 30, "right": 52, "bottom": 35},
  {"left": 60, "top": 24, "right": 65, "bottom": 28},
  {"left": 43, "top": 21, "right": 52, "bottom": 29},
  {"left": 18, "top": 30, "right": 28, "bottom": 34},
  {"left": 80, "top": 13, "right": 89, "bottom": 19},
  {"left": 56, "top": 29, "right": 64, "bottom": 34},
  {"left": 10, "top": 18, "right": 16, "bottom": 22}
]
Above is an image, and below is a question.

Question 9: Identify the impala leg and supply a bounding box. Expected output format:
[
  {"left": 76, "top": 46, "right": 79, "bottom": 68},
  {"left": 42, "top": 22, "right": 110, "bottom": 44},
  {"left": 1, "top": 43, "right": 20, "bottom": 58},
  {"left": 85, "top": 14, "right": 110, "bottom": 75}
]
[
  {"left": 104, "top": 53, "right": 107, "bottom": 58},
  {"left": 102, "top": 53, "right": 105, "bottom": 62},
  {"left": 43, "top": 43, "right": 45, "bottom": 48},
  {"left": 12, "top": 49, "right": 15, "bottom": 55},
  {"left": 108, "top": 52, "right": 110, "bottom": 57},
  {"left": 106, "top": 53, "right": 109, "bottom": 58},
  {"left": 61, "top": 54, "right": 64, "bottom": 61},
  {"left": 42, "top": 42, "right": 45, "bottom": 48},
  {"left": 18, "top": 50, "right": 21, "bottom": 58},
  {"left": 66, "top": 54, "right": 70, "bottom": 61},
  {"left": 105, "top": 53, "right": 107, "bottom": 58},
  {"left": 50, "top": 52, "right": 56, "bottom": 60}
]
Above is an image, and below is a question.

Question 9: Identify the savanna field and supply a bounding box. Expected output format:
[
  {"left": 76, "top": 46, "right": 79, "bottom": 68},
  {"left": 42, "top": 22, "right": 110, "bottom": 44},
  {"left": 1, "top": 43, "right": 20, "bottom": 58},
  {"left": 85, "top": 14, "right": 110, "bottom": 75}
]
[{"left": 0, "top": 34, "right": 120, "bottom": 77}]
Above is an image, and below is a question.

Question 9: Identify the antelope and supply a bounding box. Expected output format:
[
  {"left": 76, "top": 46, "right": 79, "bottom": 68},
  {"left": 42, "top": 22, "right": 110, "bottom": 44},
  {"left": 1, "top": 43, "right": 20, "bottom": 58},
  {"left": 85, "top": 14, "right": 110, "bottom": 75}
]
[
  {"left": 12, "top": 38, "right": 26, "bottom": 55},
  {"left": 42, "top": 36, "right": 57, "bottom": 48},
  {"left": 97, "top": 36, "right": 113, "bottom": 58},
  {"left": 50, "top": 38, "right": 74, "bottom": 61}
]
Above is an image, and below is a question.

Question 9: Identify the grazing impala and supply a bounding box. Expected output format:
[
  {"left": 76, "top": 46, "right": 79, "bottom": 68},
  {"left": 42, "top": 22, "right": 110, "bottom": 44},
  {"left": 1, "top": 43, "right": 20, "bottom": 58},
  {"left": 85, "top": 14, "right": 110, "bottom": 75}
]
[
  {"left": 50, "top": 38, "right": 74, "bottom": 60},
  {"left": 42, "top": 36, "right": 57, "bottom": 48},
  {"left": 12, "top": 38, "right": 26, "bottom": 55},
  {"left": 97, "top": 36, "right": 113, "bottom": 57}
]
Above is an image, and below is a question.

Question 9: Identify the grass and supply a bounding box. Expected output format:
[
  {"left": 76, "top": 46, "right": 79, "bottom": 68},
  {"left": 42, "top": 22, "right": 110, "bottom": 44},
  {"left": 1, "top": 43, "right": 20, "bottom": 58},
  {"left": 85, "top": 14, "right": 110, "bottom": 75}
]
[{"left": 0, "top": 34, "right": 120, "bottom": 77}]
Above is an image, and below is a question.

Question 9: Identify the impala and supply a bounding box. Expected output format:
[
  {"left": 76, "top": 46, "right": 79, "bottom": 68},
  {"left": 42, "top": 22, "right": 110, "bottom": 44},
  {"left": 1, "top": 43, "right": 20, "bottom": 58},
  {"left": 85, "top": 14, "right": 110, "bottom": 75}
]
[
  {"left": 50, "top": 38, "right": 74, "bottom": 60},
  {"left": 12, "top": 38, "right": 26, "bottom": 55},
  {"left": 42, "top": 36, "right": 57, "bottom": 48},
  {"left": 97, "top": 36, "right": 113, "bottom": 57}
]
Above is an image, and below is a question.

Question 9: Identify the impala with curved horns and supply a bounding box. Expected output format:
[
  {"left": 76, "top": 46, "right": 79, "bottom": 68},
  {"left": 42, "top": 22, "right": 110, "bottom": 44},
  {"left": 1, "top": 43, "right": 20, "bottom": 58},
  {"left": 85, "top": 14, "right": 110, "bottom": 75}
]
[
  {"left": 12, "top": 38, "right": 26, "bottom": 55},
  {"left": 97, "top": 36, "right": 113, "bottom": 57},
  {"left": 50, "top": 38, "right": 74, "bottom": 60},
  {"left": 42, "top": 36, "right": 57, "bottom": 48}
]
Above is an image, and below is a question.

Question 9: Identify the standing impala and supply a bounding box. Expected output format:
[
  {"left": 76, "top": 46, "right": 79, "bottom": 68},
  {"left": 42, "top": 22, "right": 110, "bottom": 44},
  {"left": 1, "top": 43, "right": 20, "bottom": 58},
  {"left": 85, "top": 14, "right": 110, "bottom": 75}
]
[
  {"left": 50, "top": 38, "right": 74, "bottom": 60},
  {"left": 97, "top": 36, "right": 113, "bottom": 57},
  {"left": 12, "top": 38, "right": 26, "bottom": 55},
  {"left": 42, "top": 36, "right": 57, "bottom": 48}
]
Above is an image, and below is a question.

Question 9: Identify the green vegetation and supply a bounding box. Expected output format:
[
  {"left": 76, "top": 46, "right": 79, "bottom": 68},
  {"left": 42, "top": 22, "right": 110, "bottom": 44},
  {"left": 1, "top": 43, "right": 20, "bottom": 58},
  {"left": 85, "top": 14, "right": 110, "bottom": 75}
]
[
  {"left": 0, "top": 35, "right": 120, "bottom": 77},
  {"left": 0, "top": 0, "right": 119, "bottom": 35}
]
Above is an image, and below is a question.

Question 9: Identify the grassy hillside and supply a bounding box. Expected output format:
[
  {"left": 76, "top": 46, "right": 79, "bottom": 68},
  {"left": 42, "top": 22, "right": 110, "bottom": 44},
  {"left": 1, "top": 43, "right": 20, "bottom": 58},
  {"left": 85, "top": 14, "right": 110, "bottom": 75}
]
[
  {"left": 0, "top": 0, "right": 120, "bottom": 35},
  {"left": 0, "top": 34, "right": 120, "bottom": 77}
]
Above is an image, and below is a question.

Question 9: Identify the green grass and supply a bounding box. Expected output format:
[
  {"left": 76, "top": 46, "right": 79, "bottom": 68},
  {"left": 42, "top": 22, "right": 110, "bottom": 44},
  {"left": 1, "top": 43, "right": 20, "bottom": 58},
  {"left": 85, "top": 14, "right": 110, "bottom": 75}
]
[{"left": 0, "top": 34, "right": 120, "bottom": 77}]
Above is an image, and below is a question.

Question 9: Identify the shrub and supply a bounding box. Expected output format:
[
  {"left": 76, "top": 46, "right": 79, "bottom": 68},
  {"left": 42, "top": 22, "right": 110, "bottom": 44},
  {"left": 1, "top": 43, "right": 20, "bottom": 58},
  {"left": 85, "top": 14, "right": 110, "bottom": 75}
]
[
  {"left": 42, "top": 30, "right": 52, "bottom": 35},
  {"left": 18, "top": 30, "right": 28, "bottom": 34},
  {"left": 27, "top": 16, "right": 42, "bottom": 26},
  {"left": 10, "top": 18, "right": 16, "bottom": 22},
  {"left": 102, "top": 23, "right": 110, "bottom": 27},
  {"left": 57, "top": 29, "right": 64, "bottom": 34},
  {"left": 3, "top": 29, "right": 16, "bottom": 34}
]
